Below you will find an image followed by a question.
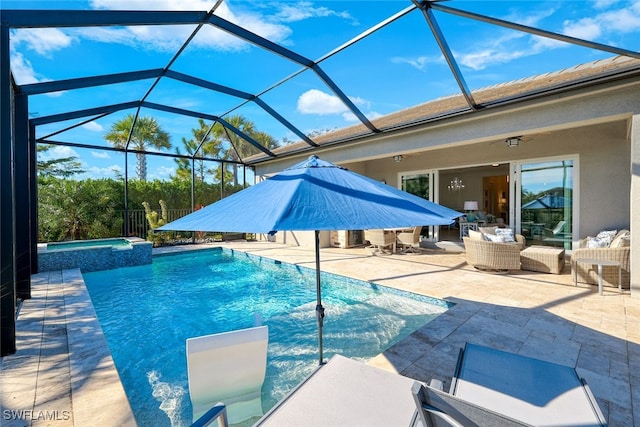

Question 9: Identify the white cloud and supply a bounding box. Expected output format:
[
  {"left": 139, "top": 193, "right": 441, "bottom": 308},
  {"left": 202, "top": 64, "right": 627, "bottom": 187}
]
[
  {"left": 297, "top": 89, "right": 376, "bottom": 124},
  {"left": 148, "top": 165, "right": 175, "bottom": 180},
  {"left": 84, "top": 0, "right": 292, "bottom": 52},
  {"left": 454, "top": 28, "right": 530, "bottom": 70},
  {"left": 10, "top": 52, "right": 40, "bottom": 85},
  {"left": 298, "top": 89, "right": 349, "bottom": 115},
  {"left": 83, "top": 122, "right": 105, "bottom": 132},
  {"left": 505, "top": 7, "right": 556, "bottom": 28},
  {"left": 595, "top": 7, "right": 640, "bottom": 33},
  {"left": 560, "top": 1, "right": 640, "bottom": 41},
  {"left": 455, "top": 1, "right": 640, "bottom": 71},
  {"left": 39, "top": 145, "right": 79, "bottom": 161},
  {"left": 11, "top": 47, "right": 63, "bottom": 97},
  {"left": 86, "top": 164, "right": 123, "bottom": 178},
  {"left": 562, "top": 17, "right": 603, "bottom": 41},
  {"left": 391, "top": 55, "right": 444, "bottom": 71},
  {"left": 11, "top": 28, "right": 75, "bottom": 56},
  {"left": 90, "top": 151, "right": 111, "bottom": 159},
  {"left": 457, "top": 47, "right": 528, "bottom": 71},
  {"left": 272, "top": 2, "right": 356, "bottom": 24},
  {"left": 594, "top": 0, "right": 622, "bottom": 8}
]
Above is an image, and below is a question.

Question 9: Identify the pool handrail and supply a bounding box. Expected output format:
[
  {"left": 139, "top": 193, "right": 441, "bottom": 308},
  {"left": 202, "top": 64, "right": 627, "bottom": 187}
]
[{"left": 190, "top": 402, "right": 228, "bottom": 427}]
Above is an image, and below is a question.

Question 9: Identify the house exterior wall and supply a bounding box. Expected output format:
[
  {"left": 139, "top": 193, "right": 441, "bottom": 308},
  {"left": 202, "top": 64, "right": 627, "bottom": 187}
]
[
  {"left": 631, "top": 114, "right": 640, "bottom": 298},
  {"left": 339, "top": 121, "right": 630, "bottom": 239},
  {"left": 254, "top": 76, "right": 639, "bottom": 297}
]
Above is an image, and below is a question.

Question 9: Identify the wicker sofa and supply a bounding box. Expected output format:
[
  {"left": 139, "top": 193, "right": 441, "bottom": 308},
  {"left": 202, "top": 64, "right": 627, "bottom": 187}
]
[
  {"left": 463, "top": 232, "right": 526, "bottom": 272},
  {"left": 572, "top": 229, "right": 631, "bottom": 289}
]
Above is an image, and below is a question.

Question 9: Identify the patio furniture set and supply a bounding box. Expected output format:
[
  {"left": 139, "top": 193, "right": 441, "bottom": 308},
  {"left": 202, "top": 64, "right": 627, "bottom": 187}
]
[
  {"left": 364, "top": 227, "right": 422, "bottom": 254},
  {"left": 464, "top": 226, "right": 631, "bottom": 294},
  {"left": 189, "top": 331, "right": 607, "bottom": 427}
]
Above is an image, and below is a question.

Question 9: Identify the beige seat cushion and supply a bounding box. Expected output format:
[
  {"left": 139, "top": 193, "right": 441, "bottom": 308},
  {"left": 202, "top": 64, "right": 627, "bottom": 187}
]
[
  {"left": 479, "top": 226, "right": 498, "bottom": 236},
  {"left": 468, "top": 229, "right": 483, "bottom": 241},
  {"left": 610, "top": 230, "right": 630, "bottom": 248}
]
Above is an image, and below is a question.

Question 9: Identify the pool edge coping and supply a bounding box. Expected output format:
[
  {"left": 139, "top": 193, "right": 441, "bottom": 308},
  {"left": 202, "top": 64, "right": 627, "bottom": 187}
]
[{"left": 63, "top": 268, "right": 137, "bottom": 426}]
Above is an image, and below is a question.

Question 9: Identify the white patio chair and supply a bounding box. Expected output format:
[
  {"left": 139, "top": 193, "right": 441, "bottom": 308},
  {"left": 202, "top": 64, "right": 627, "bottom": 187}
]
[{"left": 186, "top": 325, "right": 269, "bottom": 425}]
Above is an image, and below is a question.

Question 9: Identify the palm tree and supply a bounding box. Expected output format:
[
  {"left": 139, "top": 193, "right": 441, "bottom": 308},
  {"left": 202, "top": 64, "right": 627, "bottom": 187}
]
[
  {"left": 105, "top": 114, "right": 171, "bottom": 181},
  {"left": 212, "top": 115, "right": 280, "bottom": 186},
  {"left": 174, "top": 119, "right": 221, "bottom": 182}
]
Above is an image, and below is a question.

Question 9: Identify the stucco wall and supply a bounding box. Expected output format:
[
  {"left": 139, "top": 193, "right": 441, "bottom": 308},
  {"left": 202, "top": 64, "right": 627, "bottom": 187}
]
[
  {"left": 630, "top": 114, "right": 639, "bottom": 298},
  {"left": 350, "top": 121, "right": 630, "bottom": 239}
]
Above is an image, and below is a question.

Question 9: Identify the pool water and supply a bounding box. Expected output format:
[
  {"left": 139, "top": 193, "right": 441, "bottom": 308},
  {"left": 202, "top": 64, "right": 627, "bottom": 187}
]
[
  {"left": 83, "top": 248, "right": 449, "bottom": 427},
  {"left": 46, "top": 238, "right": 131, "bottom": 251}
]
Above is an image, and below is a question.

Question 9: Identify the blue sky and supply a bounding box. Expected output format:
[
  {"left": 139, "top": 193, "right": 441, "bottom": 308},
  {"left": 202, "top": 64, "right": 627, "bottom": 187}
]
[{"left": 5, "top": 0, "right": 640, "bottom": 180}]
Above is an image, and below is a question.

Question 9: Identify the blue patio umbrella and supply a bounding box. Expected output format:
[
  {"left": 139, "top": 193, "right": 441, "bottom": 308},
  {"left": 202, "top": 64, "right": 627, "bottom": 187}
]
[{"left": 159, "top": 155, "right": 461, "bottom": 363}]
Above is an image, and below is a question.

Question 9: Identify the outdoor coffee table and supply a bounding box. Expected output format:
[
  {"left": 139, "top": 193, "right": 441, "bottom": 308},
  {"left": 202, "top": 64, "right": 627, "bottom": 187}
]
[{"left": 573, "top": 257, "right": 622, "bottom": 295}]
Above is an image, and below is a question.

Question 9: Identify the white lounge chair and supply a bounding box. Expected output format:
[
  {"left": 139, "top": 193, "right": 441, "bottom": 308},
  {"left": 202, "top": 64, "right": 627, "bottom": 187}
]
[
  {"left": 413, "top": 342, "right": 607, "bottom": 426},
  {"left": 412, "top": 381, "right": 530, "bottom": 426},
  {"left": 186, "top": 325, "right": 269, "bottom": 425},
  {"left": 255, "top": 354, "right": 417, "bottom": 426}
]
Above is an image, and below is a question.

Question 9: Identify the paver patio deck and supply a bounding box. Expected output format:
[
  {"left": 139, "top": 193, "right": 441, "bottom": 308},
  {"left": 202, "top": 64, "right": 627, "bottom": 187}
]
[{"left": 1, "top": 241, "right": 638, "bottom": 426}]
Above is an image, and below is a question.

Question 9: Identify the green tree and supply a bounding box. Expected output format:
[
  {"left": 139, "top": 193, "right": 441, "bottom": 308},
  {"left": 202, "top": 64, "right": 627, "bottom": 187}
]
[
  {"left": 174, "top": 119, "right": 222, "bottom": 182},
  {"left": 104, "top": 114, "right": 171, "bottom": 181},
  {"left": 212, "top": 115, "right": 279, "bottom": 186},
  {"left": 37, "top": 145, "right": 85, "bottom": 178},
  {"left": 38, "top": 177, "right": 123, "bottom": 241}
]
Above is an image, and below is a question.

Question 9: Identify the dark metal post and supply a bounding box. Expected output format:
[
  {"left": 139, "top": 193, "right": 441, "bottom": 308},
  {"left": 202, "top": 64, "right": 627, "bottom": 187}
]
[
  {"left": 124, "top": 152, "right": 129, "bottom": 236},
  {"left": 14, "top": 92, "right": 31, "bottom": 299},
  {"left": 191, "top": 157, "right": 196, "bottom": 243},
  {"left": 1, "top": 22, "right": 16, "bottom": 356},
  {"left": 191, "top": 157, "right": 196, "bottom": 210},
  {"left": 29, "top": 123, "right": 38, "bottom": 273},
  {"left": 220, "top": 161, "right": 225, "bottom": 199},
  {"left": 314, "top": 230, "right": 325, "bottom": 365}
]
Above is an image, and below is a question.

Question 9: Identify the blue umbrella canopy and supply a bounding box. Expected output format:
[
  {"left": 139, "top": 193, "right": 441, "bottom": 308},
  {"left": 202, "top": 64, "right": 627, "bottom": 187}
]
[
  {"left": 160, "top": 155, "right": 461, "bottom": 365},
  {"left": 159, "top": 155, "right": 461, "bottom": 234}
]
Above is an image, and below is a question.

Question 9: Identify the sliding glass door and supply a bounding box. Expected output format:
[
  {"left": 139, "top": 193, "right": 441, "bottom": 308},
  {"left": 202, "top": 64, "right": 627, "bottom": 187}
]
[
  {"left": 399, "top": 170, "right": 436, "bottom": 241},
  {"left": 515, "top": 158, "right": 576, "bottom": 249}
]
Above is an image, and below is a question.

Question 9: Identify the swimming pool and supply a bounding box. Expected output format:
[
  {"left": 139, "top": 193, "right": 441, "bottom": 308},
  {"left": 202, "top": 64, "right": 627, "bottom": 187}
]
[
  {"left": 83, "top": 247, "right": 450, "bottom": 426},
  {"left": 38, "top": 237, "right": 152, "bottom": 272},
  {"left": 46, "top": 238, "right": 133, "bottom": 251}
]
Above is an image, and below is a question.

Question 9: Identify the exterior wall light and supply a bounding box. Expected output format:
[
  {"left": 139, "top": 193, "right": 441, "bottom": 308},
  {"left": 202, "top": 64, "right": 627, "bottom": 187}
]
[{"left": 505, "top": 136, "right": 521, "bottom": 147}]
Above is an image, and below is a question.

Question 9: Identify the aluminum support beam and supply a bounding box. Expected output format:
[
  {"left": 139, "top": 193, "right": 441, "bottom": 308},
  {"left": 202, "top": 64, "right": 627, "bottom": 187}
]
[
  {"left": 31, "top": 101, "right": 140, "bottom": 126},
  {"left": 29, "top": 123, "right": 37, "bottom": 274},
  {"left": 13, "top": 93, "right": 31, "bottom": 299},
  {"left": 166, "top": 71, "right": 316, "bottom": 146},
  {"left": 3, "top": 9, "right": 209, "bottom": 28},
  {"left": 208, "top": 14, "right": 379, "bottom": 133},
  {"left": 1, "top": 22, "right": 16, "bottom": 356},
  {"left": 142, "top": 102, "right": 275, "bottom": 157},
  {"left": 430, "top": 2, "right": 640, "bottom": 60},
  {"left": 19, "top": 69, "right": 165, "bottom": 95},
  {"left": 414, "top": 1, "right": 477, "bottom": 109}
]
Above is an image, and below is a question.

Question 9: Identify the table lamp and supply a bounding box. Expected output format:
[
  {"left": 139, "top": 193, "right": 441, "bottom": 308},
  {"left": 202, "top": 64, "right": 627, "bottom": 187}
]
[{"left": 464, "top": 201, "right": 479, "bottom": 222}]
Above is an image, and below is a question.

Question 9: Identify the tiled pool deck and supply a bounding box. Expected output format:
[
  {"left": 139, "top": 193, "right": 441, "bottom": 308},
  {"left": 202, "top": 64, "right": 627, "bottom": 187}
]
[{"left": 1, "top": 241, "right": 639, "bottom": 426}]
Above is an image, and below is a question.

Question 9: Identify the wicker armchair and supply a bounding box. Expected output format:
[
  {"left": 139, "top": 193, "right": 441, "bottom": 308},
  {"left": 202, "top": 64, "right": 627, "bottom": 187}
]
[
  {"left": 463, "top": 234, "right": 525, "bottom": 272},
  {"left": 396, "top": 226, "right": 422, "bottom": 253},
  {"left": 572, "top": 231, "right": 630, "bottom": 289},
  {"left": 364, "top": 229, "right": 396, "bottom": 254}
]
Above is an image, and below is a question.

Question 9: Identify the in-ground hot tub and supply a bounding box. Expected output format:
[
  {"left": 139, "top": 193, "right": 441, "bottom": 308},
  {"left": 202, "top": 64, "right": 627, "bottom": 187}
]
[{"left": 38, "top": 237, "right": 152, "bottom": 272}]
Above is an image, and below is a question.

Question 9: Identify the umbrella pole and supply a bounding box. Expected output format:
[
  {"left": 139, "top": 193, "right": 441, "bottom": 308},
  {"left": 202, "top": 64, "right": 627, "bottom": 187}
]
[{"left": 314, "top": 230, "right": 325, "bottom": 365}]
